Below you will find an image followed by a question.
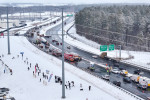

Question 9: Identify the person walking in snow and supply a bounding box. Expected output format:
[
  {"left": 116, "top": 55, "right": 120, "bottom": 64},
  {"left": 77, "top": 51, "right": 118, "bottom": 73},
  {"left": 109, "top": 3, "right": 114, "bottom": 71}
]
[
  {"left": 65, "top": 84, "right": 68, "bottom": 89},
  {"left": 69, "top": 82, "right": 71, "bottom": 89},
  {"left": 33, "top": 71, "right": 34, "bottom": 76},
  {"left": 71, "top": 81, "right": 74, "bottom": 87},
  {"left": 10, "top": 69, "right": 12, "bottom": 75},
  {"left": 40, "top": 78, "right": 41, "bottom": 82},
  {"left": 89, "top": 86, "right": 91, "bottom": 91},
  {"left": 35, "top": 65, "right": 36, "bottom": 73},
  {"left": 28, "top": 67, "right": 30, "bottom": 71},
  {"left": 60, "top": 80, "right": 62, "bottom": 85},
  {"left": 30, "top": 63, "right": 31, "bottom": 68}
]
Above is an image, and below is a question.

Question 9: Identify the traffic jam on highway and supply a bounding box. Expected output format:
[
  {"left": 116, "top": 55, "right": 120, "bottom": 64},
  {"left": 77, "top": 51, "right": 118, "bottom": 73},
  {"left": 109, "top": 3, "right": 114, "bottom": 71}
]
[{"left": 24, "top": 17, "right": 150, "bottom": 99}]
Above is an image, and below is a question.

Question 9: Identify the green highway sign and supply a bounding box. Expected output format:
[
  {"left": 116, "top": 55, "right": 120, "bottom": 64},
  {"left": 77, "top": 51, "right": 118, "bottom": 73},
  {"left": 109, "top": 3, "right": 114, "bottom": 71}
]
[
  {"left": 100, "top": 45, "right": 107, "bottom": 51},
  {"left": 108, "top": 44, "right": 115, "bottom": 51},
  {"left": 66, "top": 14, "right": 73, "bottom": 17}
]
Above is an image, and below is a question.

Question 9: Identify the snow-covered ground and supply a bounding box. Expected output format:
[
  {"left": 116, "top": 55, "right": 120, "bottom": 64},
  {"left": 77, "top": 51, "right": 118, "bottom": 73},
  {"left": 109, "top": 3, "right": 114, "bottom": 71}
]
[
  {"left": 60, "top": 20, "right": 150, "bottom": 70},
  {"left": 0, "top": 36, "right": 139, "bottom": 100},
  {"left": 0, "top": 16, "right": 141, "bottom": 100}
]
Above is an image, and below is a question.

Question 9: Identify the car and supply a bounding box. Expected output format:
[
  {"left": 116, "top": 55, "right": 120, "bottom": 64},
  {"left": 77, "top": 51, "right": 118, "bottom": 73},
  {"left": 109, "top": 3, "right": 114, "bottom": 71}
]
[
  {"left": 56, "top": 42, "right": 59, "bottom": 45},
  {"left": 52, "top": 49, "right": 62, "bottom": 57},
  {"left": 0, "top": 88, "right": 9, "bottom": 92},
  {"left": 137, "top": 84, "right": 147, "bottom": 90},
  {"left": 45, "top": 45, "right": 49, "bottom": 49},
  {"left": 134, "top": 69, "right": 141, "bottom": 75},
  {"left": 118, "top": 66, "right": 124, "bottom": 70},
  {"left": 14, "top": 33, "right": 19, "bottom": 36},
  {"left": 123, "top": 77, "right": 131, "bottom": 83},
  {"left": 120, "top": 70, "right": 128, "bottom": 76},
  {"left": 67, "top": 46, "right": 71, "bottom": 49},
  {"left": 101, "top": 75, "right": 110, "bottom": 81},
  {"left": 147, "top": 97, "right": 150, "bottom": 100},
  {"left": 44, "top": 36, "right": 51, "bottom": 38},
  {"left": 113, "top": 63, "right": 119, "bottom": 67},
  {"left": 113, "top": 81, "right": 121, "bottom": 87},
  {"left": 111, "top": 68, "right": 120, "bottom": 74},
  {"left": 52, "top": 40, "right": 56, "bottom": 42},
  {"left": 92, "top": 55, "right": 98, "bottom": 59}
]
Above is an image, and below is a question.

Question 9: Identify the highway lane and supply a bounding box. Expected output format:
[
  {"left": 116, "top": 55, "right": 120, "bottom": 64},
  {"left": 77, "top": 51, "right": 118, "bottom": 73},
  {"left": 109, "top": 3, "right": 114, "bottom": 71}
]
[{"left": 27, "top": 17, "right": 150, "bottom": 99}]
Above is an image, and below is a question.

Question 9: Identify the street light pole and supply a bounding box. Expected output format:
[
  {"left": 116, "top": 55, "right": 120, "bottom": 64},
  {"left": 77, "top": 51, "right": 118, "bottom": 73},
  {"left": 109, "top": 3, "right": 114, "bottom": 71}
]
[
  {"left": 7, "top": 7, "right": 10, "bottom": 55},
  {"left": 61, "top": 8, "right": 65, "bottom": 99}
]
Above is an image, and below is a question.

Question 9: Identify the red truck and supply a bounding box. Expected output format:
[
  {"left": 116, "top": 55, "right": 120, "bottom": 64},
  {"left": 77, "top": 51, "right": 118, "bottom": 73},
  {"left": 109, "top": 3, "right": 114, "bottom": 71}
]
[
  {"left": 64, "top": 53, "right": 75, "bottom": 62},
  {"left": 64, "top": 53, "right": 82, "bottom": 62}
]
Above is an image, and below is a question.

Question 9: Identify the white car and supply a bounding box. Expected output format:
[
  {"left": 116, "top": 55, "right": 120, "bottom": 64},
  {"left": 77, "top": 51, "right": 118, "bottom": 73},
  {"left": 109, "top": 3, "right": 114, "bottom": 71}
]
[
  {"left": 111, "top": 68, "right": 120, "bottom": 74},
  {"left": 92, "top": 55, "right": 98, "bottom": 59}
]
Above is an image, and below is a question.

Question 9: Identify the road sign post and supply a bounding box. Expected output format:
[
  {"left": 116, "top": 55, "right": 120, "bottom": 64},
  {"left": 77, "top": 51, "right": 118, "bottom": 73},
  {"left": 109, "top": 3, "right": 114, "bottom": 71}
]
[
  {"left": 108, "top": 44, "right": 115, "bottom": 51},
  {"left": 100, "top": 45, "right": 107, "bottom": 52}
]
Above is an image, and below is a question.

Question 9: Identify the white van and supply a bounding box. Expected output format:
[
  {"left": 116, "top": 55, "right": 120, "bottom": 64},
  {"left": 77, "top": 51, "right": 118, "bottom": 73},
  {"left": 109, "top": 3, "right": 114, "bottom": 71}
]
[{"left": 130, "top": 75, "right": 140, "bottom": 82}]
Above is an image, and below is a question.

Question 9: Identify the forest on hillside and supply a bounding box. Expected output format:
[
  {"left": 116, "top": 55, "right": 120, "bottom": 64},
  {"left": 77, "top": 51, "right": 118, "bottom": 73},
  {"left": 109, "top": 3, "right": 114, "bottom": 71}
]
[{"left": 75, "top": 5, "right": 150, "bottom": 51}]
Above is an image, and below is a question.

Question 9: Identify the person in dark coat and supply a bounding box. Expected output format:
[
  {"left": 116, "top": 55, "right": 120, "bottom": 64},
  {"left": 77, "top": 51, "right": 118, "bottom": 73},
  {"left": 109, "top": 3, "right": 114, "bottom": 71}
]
[
  {"left": 89, "top": 86, "right": 91, "bottom": 91},
  {"left": 71, "top": 81, "right": 74, "bottom": 87},
  {"left": 68, "top": 82, "right": 71, "bottom": 89},
  {"left": 65, "top": 84, "right": 68, "bottom": 89},
  {"left": 60, "top": 80, "right": 62, "bottom": 85},
  {"left": 30, "top": 63, "right": 31, "bottom": 68},
  {"left": 28, "top": 67, "right": 30, "bottom": 71},
  {"left": 33, "top": 71, "right": 34, "bottom": 75}
]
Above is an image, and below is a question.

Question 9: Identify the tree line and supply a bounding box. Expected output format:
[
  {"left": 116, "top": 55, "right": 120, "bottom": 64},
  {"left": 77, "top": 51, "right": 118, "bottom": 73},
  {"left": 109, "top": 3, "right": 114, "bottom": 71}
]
[{"left": 75, "top": 5, "right": 150, "bottom": 51}]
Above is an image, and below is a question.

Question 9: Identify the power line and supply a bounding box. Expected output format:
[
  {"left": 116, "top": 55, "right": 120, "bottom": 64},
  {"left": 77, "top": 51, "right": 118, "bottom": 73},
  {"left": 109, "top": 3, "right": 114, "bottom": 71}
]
[
  {"left": 76, "top": 30, "right": 149, "bottom": 49},
  {"left": 75, "top": 24, "right": 150, "bottom": 41}
]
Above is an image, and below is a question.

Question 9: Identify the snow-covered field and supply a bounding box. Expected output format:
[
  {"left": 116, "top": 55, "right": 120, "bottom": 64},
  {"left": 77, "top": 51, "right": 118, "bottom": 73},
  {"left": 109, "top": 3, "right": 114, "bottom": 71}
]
[
  {"left": 1, "top": 36, "right": 139, "bottom": 100},
  {"left": 0, "top": 15, "right": 140, "bottom": 100}
]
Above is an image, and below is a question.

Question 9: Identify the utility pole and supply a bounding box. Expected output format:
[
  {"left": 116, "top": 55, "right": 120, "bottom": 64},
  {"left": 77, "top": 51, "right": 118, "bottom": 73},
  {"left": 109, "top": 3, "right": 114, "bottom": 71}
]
[
  {"left": 61, "top": 8, "right": 65, "bottom": 99},
  {"left": 7, "top": 7, "right": 11, "bottom": 54}
]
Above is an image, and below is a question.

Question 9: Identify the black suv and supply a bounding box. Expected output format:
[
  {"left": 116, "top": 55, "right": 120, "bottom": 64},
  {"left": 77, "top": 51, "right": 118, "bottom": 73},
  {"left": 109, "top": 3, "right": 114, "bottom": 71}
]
[{"left": 113, "top": 81, "right": 121, "bottom": 87}]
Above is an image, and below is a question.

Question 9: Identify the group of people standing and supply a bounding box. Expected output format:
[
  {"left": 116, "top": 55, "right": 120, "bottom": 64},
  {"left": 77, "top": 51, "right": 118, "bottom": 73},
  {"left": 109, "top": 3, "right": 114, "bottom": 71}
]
[
  {"left": 1, "top": 54, "right": 13, "bottom": 75},
  {"left": 54, "top": 75, "right": 91, "bottom": 91}
]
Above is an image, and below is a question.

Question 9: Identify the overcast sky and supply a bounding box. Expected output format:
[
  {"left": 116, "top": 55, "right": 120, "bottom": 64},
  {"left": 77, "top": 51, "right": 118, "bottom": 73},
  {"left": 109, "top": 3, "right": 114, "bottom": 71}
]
[{"left": 0, "top": 0, "right": 149, "bottom": 4}]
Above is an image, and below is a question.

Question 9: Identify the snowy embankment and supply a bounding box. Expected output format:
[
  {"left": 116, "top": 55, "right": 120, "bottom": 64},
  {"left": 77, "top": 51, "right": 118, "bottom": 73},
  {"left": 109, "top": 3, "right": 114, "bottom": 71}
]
[
  {"left": 62, "top": 21, "right": 150, "bottom": 70},
  {"left": 59, "top": 21, "right": 129, "bottom": 58},
  {"left": 0, "top": 26, "right": 139, "bottom": 100}
]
